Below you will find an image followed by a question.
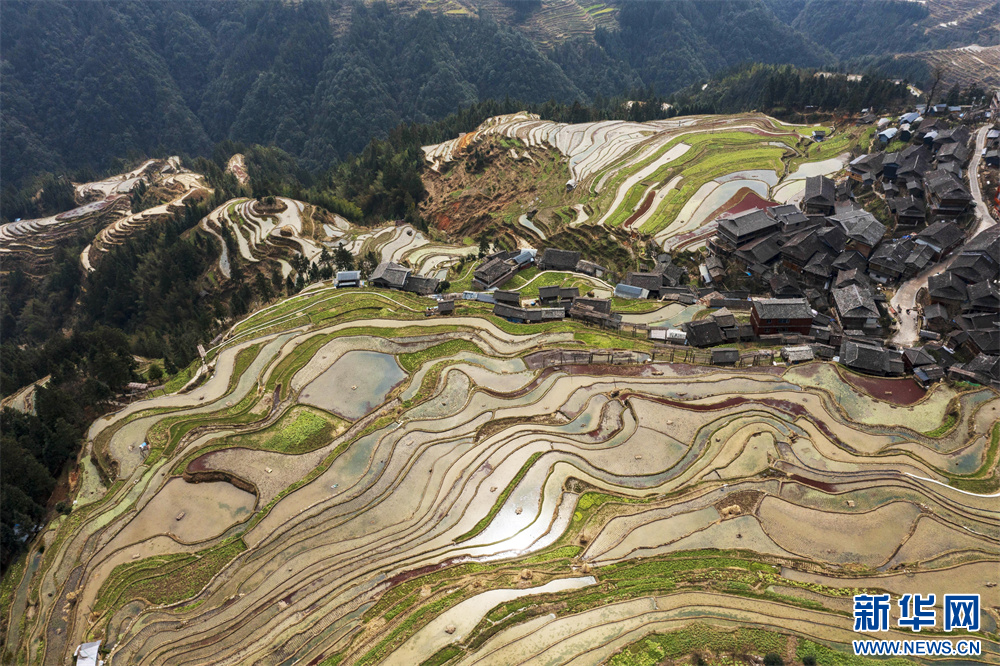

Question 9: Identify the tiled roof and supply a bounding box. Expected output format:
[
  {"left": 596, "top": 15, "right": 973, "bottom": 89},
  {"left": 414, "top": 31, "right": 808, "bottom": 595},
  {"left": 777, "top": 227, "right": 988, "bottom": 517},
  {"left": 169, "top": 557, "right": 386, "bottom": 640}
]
[{"left": 752, "top": 298, "right": 812, "bottom": 320}]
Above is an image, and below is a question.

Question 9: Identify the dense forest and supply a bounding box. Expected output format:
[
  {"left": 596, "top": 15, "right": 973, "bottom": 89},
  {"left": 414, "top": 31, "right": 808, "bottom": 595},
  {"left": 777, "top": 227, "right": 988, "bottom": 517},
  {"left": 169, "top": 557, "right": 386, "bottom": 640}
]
[{"left": 1, "top": 0, "right": 973, "bottom": 191}]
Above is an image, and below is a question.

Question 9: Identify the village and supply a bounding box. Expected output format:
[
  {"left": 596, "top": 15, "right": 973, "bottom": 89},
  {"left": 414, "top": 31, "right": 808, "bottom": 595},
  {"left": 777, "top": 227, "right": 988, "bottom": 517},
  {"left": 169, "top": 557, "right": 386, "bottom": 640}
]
[{"left": 343, "top": 94, "right": 1000, "bottom": 391}]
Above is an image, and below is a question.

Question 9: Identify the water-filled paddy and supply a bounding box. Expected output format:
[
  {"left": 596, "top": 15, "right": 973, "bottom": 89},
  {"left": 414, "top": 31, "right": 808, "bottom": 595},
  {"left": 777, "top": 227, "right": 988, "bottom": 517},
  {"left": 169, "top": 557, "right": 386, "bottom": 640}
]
[{"left": 300, "top": 350, "right": 405, "bottom": 419}]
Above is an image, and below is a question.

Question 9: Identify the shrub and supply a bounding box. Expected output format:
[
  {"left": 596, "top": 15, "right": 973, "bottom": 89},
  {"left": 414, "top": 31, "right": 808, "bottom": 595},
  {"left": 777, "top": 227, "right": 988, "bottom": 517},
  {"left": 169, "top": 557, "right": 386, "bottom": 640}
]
[
  {"left": 765, "top": 653, "right": 784, "bottom": 666},
  {"left": 148, "top": 363, "right": 163, "bottom": 381},
  {"left": 803, "top": 656, "right": 816, "bottom": 666}
]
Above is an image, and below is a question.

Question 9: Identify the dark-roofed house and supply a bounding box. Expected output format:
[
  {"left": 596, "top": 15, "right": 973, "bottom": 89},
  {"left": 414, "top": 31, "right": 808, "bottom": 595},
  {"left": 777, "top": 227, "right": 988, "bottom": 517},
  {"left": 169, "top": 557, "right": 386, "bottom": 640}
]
[
  {"left": 802, "top": 176, "right": 836, "bottom": 215},
  {"left": 903, "top": 347, "right": 936, "bottom": 371},
  {"left": 574, "top": 259, "right": 607, "bottom": 278},
  {"left": 624, "top": 272, "right": 665, "bottom": 298},
  {"left": 769, "top": 273, "right": 803, "bottom": 298},
  {"left": 966, "top": 281, "right": 1000, "bottom": 313},
  {"left": 538, "top": 248, "right": 581, "bottom": 272},
  {"left": 684, "top": 319, "right": 725, "bottom": 347},
  {"left": 969, "top": 330, "right": 1000, "bottom": 355},
  {"left": 932, "top": 126, "right": 970, "bottom": 150},
  {"left": 714, "top": 209, "right": 779, "bottom": 252},
  {"left": 780, "top": 228, "right": 825, "bottom": 273},
  {"left": 902, "top": 243, "right": 937, "bottom": 278},
  {"left": 803, "top": 251, "right": 837, "bottom": 285},
  {"left": 493, "top": 303, "right": 565, "bottom": 323},
  {"left": 936, "top": 141, "right": 970, "bottom": 165},
  {"left": 950, "top": 252, "right": 998, "bottom": 285},
  {"left": 923, "top": 170, "right": 972, "bottom": 219},
  {"left": 403, "top": 274, "right": 440, "bottom": 296},
  {"left": 848, "top": 153, "right": 883, "bottom": 185},
  {"left": 963, "top": 354, "right": 1000, "bottom": 385},
  {"left": 892, "top": 196, "right": 926, "bottom": 227},
  {"left": 830, "top": 209, "right": 885, "bottom": 258},
  {"left": 868, "top": 238, "right": 912, "bottom": 282},
  {"left": 370, "top": 261, "right": 411, "bottom": 290},
  {"left": 831, "top": 250, "right": 869, "bottom": 274},
  {"left": 438, "top": 300, "right": 456, "bottom": 315},
  {"left": 914, "top": 221, "right": 964, "bottom": 260},
  {"left": 711, "top": 348, "right": 740, "bottom": 365},
  {"left": 914, "top": 364, "right": 945, "bottom": 386},
  {"left": 750, "top": 298, "right": 813, "bottom": 335},
  {"left": 568, "top": 299, "right": 620, "bottom": 327},
  {"left": 733, "top": 236, "right": 781, "bottom": 268},
  {"left": 832, "top": 285, "right": 880, "bottom": 331},
  {"left": 839, "top": 340, "right": 903, "bottom": 376},
  {"left": 494, "top": 290, "right": 521, "bottom": 306},
  {"left": 706, "top": 254, "right": 726, "bottom": 282},
  {"left": 768, "top": 204, "right": 810, "bottom": 233},
  {"left": 473, "top": 255, "right": 518, "bottom": 290},
  {"left": 835, "top": 268, "right": 869, "bottom": 289},
  {"left": 335, "top": 270, "right": 361, "bottom": 288},
  {"left": 927, "top": 272, "right": 968, "bottom": 305},
  {"left": 923, "top": 303, "right": 950, "bottom": 332},
  {"left": 782, "top": 345, "right": 815, "bottom": 363}
]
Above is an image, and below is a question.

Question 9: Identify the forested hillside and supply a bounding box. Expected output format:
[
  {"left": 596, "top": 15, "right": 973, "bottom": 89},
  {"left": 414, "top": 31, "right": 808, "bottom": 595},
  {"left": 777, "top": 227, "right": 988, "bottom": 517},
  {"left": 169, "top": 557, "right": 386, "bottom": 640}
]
[{"left": 3, "top": 0, "right": 974, "bottom": 192}]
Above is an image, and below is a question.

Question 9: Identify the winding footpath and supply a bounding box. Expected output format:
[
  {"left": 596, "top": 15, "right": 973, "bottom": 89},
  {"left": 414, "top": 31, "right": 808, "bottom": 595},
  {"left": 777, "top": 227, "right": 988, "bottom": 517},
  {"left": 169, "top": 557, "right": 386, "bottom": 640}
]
[{"left": 890, "top": 125, "right": 995, "bottom": 345}]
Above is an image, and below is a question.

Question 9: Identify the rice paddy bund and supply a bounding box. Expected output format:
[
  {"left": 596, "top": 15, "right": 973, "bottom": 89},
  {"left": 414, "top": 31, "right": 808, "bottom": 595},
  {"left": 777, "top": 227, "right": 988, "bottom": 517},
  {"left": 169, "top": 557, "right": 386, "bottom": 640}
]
[{"left": 3, "top": 290, "right": 998, "bottom": 666}]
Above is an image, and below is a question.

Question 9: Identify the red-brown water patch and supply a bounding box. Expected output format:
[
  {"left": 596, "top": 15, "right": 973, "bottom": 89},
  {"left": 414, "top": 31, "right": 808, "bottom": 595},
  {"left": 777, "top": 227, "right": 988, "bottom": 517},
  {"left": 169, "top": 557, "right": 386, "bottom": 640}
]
[{"left": 839, "top": 370, "right": 926, "bottom": 405}]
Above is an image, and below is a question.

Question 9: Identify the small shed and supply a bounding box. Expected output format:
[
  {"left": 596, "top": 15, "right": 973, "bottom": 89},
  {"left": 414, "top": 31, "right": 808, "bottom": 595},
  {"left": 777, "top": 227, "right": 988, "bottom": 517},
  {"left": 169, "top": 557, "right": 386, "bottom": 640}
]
[
  {"left": 781, "top": 345, "right": 815, "bottom": 364},
  {"left": 74, "top": 641, "right": 102, "bottom": 666},
  {"left": 650, "top": 328, "right": 687, "bottom": 343},
  {"left": 335, "top": 270, "right": 361, "bottom": 288},
  {"left": 914, "top": 364, "right": 944, "bottom": 386},
  {"left": 711, "top": 348, "right": 740, "bottom": 365},
  {"left": 614, "top": 283, "right": 649, "bottom": 300},
  {"left": 438, "top": 300, "right": 455, "bottom": 315}
]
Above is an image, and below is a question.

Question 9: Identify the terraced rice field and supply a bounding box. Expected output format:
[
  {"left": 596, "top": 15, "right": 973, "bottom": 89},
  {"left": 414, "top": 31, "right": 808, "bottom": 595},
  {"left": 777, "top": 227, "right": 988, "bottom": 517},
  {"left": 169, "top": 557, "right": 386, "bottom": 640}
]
[
  {"left": 3, "top": 289, "right": 997, "bottom": 666},
  {"left": 0, "top": 157, "right": 213, "bottom": 275},
  {"left": 423, "top": 113, "right": 866, "bottom": 251}
]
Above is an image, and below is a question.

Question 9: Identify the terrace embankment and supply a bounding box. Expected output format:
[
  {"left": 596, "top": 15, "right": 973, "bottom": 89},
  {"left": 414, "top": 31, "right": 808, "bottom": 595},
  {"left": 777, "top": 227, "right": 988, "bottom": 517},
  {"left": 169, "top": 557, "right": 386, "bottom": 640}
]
[{"left": 9, "top": 303, "right": 997, "bottom": 666}]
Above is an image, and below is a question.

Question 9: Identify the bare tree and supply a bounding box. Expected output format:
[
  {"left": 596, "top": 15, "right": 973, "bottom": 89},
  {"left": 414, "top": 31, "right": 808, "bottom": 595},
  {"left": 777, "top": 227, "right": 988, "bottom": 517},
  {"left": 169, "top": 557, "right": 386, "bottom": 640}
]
[{"left": 924, "top": 66, "right": 946, "bottom": 114}]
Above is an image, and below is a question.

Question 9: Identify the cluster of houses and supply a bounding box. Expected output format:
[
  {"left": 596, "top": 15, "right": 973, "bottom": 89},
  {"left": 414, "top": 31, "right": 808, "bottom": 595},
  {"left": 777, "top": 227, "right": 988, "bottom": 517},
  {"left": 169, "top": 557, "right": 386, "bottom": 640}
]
[
  {"left": 694, "top": 133, "right": 997, "bottom": 386},
  {"left": 853, "top": 122, "right": 973, "bottom": 227},
  {"left": 326, "top": 113, "right": 998, "bottom": 388}
]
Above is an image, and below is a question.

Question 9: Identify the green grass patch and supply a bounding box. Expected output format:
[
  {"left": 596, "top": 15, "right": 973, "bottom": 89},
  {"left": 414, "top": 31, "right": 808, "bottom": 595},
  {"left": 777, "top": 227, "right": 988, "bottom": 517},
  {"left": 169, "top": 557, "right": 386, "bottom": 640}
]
[
  {"left": 609, "top": 623, "right": 788, "bottom": 666},
  {"left": 95, "top": 538, "right": 246, "bottom": 614},
  {"left": 217, "top": 405, "right": 344, "bottom": 455},
  {"left": 398, "top": 339, "right": 482, "bottom": 373},
  {"left": 922, "top": 411, "right": 957, "bottom": 437}
]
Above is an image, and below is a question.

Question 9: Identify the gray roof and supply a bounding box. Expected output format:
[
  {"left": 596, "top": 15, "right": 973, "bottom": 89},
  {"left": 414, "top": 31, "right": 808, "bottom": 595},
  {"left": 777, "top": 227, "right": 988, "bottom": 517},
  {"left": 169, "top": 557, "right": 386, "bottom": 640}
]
[
  {"left": 403, "top": 274, "right": 440, "bottom": 295},
  {"left": 717, "top": 209, "right": 778, "bottom": 237},
  {"left": 614, "top": 283, "right": 648, "bottom": 299},
  {"left": 803, "top": 176, "right": 836, "bottom": 206},
  {"left": 830, "top": 209, "right": 886, "bottom": 246},
  {"left": 915, "top": 221, "right": 964, "bottom": 251},
  {"left": 924, "top": 170, "right": 971, "bottom": 200},
  {"left": 494, "top": 289, "right": 521, "bottom": 305},
  {"left": 711, "top": 348, "right": 740, "bottom": 363},
  {"left": 370, "top": 261, "right": 410, "bottom": 288},
  {"left": 928, "top": 272, "right": 968, "bottom": 301},
  {"left": 335, "top": 270, "right": 361, "bottom": 283},
  {"left": 832, "top": 285, "right": 879, "bottom": 319},
  {"left": 752, "top": 298, "right": 812, "bottom": 320},
  {"left": 684, "top": 319, "right": 725, "bottom": 347},
  {"left": 840, "top": 340, "right": 897, "bottom": 374},
  {"left": 538, "top": 248, "right": 581, "bottom": 271}
]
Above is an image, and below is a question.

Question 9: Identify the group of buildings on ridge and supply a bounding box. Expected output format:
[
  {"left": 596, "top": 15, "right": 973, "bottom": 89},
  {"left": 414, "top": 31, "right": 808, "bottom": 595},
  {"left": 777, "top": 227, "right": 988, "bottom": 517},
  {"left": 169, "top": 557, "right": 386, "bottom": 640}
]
[{"left": 326, "top": 112, "right": 998, "bottom": 389}]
